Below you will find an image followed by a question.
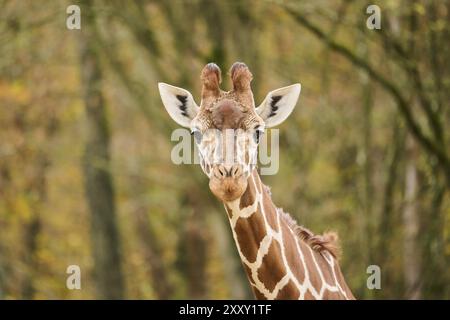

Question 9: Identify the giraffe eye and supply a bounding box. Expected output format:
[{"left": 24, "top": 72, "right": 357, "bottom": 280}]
[
  {"left": 253, "top": 128, "right": 264, "bottom": 144},
  {"left": 191, "top": 128, "right": 203, "bottom": 144}
]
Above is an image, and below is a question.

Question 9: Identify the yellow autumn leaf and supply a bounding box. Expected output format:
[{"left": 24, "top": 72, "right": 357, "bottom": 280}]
[{"left": 0, "top": 81, "right": 31, "bottom": 104}]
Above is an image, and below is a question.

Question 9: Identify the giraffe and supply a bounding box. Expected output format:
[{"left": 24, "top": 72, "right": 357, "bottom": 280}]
[{"left": 158, "top": 62, "right": 355, "bottom": 300}]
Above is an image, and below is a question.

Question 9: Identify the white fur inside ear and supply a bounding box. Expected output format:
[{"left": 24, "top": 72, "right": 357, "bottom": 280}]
[
  {"left": 158, "top": 82, "right": 199, "bottom": 127},
  {"left": 256, "top": 84, "right": 301, "bottom": 128}
]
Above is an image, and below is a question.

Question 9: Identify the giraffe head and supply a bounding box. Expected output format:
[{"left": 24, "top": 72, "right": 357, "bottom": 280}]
[{"left": 159, "top": 62, "right": 301, "bottom": 202}]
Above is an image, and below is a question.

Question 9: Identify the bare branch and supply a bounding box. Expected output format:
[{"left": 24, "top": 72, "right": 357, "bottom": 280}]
[{"left": 283, "top": 4, "right": 450, "bottom": 183}]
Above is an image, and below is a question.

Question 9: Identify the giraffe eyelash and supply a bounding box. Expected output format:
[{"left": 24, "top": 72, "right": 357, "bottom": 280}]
[{"left": 191, "top": 128, "right": 203, "bottom": 144}]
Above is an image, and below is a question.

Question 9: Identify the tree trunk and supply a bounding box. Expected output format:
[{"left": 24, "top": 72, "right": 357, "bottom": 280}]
[
  {"left": 402, "top": 136, "right": 422, "bottom": 299},
  {"left": 177, "top": 208, "right": 207, "bottom": 299},
  {"left": 377, "top": 119, "right": 404, "bottom": 298},
  {"left": 79, "top": 2, "right": 124, "bottom": 299},
  {"left": 0, "top": 243, "right": 6, "bottom": 299},
  {"left": 21, "top": 214, "right": 40, "bottom": 299},
  {"left": 134, "top": 205, "right": 173, "bottom": 299}
]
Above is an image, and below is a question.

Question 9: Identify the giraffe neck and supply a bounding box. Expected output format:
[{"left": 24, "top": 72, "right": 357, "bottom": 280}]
[{"left": 224, "top": 170, "right": 354, "bottom": 300}]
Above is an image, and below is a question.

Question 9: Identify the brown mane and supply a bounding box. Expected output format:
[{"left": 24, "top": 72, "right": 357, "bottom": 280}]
[
  {"left": 262, "top": 183, "right": 341, "bottom": 259},
  {"left": 280, "top": 209, "right": 341, "bottom": 259}
]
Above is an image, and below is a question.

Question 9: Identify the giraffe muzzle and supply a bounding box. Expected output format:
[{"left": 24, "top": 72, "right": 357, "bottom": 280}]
[{"left": 209, "top": 164, "right": 248, "bottom": 202}]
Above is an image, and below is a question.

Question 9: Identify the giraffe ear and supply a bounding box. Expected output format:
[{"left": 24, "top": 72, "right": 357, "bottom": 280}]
[
  {"left": 158, "top": 82, "right": 199, "bottom": 127},
  {"left": 256, "top": 84, "right": 301, "bottom": 128}
]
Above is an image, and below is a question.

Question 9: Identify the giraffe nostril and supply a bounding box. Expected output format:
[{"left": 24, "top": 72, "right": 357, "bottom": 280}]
[
  {"left": 214, "top": 165, "right": 242, "bottom": 179},
  {"left": 218, "top": 166, "right": 226, "bottom": 177}
]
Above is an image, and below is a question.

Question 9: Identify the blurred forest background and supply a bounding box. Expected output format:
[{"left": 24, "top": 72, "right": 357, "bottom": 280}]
[{"left": 0, "top": 0, "right": 449, "bottom": 299}]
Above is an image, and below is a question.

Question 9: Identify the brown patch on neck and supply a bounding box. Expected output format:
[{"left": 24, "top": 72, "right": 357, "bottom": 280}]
[
  {"left": 280, "top": 220, "right": 306, "bottom": 283},
  {"left": 256, "top": 240, "right": 286, "bottom": 292},
  {"left": 252, "top": 171, "right": 279, "bottom": 232},
  {"left": 276, "top": 280, "right": 300, "bottom": 299},
  {"left": 304, "top": 290, "right": 315, "bottom": 300},
  {"left": 251, "top": 170, "right": 262, "bottom": 193},
  {"left": 224, "top": 204, "right": 233, "bottom": 219},
  {"left": 234, "top": 211, "right": 266, "bottom": 263},
  {"left": 252, "top": 288, "right": 266, "bottom": 300},
  {"left": 239, "top": 174, "right": 257, "bottom": 210}
]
